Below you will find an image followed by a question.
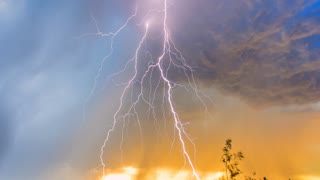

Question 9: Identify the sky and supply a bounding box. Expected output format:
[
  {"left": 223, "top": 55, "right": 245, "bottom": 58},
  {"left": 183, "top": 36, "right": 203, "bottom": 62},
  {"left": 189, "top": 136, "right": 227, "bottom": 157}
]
[{"left": 0, "top": 0, "right": 320, "bottom": 179}]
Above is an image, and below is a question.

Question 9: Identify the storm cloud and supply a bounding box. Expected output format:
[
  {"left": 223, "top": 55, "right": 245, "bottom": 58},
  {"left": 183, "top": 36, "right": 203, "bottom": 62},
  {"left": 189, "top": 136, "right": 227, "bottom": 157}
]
[{"left": 169, "top": 0, "right": 320, "bottom": 106}]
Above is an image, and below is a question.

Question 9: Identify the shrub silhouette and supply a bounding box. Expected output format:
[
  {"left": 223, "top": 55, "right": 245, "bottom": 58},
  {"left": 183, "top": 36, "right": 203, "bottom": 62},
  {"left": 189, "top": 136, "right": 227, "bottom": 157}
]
[
  {"left": 221, "top": 139, "right": 244, "bottom": 180},
  {"left": 220, "top": 139, "right": 270, "bottom": 180}
]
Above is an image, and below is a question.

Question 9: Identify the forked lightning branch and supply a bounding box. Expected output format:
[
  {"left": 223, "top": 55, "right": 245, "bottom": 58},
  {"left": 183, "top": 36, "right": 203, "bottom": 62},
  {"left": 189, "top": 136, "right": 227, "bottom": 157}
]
[{"left": 80, "top": 1, "right": 209, "bottom": 179}]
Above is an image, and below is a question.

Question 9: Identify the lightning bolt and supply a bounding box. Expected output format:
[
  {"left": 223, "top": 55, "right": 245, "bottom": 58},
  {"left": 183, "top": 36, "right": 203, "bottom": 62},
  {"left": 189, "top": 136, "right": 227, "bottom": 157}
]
[
  {"left": 99, "top": 22, "right": 150, "bottom": 176},
  {"left": 81, "top": 7, "right": 138, "bottom": 111},
  {"left": 79, "top": 0, "right": 211, "bottom": 179}
]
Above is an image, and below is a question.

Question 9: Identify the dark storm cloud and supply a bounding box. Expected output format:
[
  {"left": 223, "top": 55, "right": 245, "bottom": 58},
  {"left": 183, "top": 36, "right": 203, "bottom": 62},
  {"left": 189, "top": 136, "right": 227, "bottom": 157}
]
[{"left": 170, "top": 0, "right": 320, "bottom": 105}]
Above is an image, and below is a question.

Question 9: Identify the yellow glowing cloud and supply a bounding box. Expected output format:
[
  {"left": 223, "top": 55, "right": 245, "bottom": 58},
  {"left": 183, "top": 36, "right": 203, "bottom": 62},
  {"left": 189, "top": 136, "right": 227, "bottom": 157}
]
[
  {"left": 204, "top": 172, "right": 225, "bottom": 180},
  {"left": 102, "top": 167, "right": 138, "bottom": 180},
  {"left": 298, "top": 175, "right": 320, "bottom": 180},
  {"left": 155, "top": 169, "right": 224, "bottom": 180},
  {"left": 155, "top": 169, "right": 190, "bottom": 180},
  {"left": 101, "top": 166, "right": 225, "bottom": 180}
]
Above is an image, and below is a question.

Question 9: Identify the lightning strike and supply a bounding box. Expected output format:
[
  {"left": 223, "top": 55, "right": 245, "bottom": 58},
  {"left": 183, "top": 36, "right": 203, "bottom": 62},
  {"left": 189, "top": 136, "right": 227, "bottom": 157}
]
[
  {"left": 79, "top": 0, "right": 211, "bottom": 179},
  {"left": 81, "top": 7, "right": 138, "bottom": 123},
  {"left": 153, "top": 1, "right": 200, "bottom": 179},
  {"left": 98, "top": 22, "right": 150, "bottom": 176}
]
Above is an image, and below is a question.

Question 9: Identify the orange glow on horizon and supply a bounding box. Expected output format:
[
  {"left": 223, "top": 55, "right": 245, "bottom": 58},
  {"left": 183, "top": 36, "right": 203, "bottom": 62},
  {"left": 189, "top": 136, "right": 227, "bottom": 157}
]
[
  {"left": 100, "top": 166, "right": 225, "bottom": 180},
  {"left": 297, "top": 175, "right": 320, "bottom": 180},
  {"left": 101, "top": 167, "right": 137, "bottom": 180}
]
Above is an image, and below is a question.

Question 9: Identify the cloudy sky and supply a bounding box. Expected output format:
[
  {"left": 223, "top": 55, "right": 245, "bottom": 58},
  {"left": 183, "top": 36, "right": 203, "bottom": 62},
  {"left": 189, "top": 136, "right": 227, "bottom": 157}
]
[{"left": 0, "top": 0, "right": 320, "bottom": 179}]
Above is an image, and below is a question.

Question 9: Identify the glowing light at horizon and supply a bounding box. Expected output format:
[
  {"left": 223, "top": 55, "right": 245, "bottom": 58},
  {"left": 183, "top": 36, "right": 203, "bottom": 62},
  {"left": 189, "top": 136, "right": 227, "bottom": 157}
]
[
  {"left": 101, "top": 167, "right": 224, "bottom": 180},
  {"left": 297, "top": 175, "right": 320, "bottom": 180},
  {"left": 204, "top": 172, "right": 225, "bottom": 180},
  {"left": 101, "top": 166, "right": 138, "bottom": 180}
]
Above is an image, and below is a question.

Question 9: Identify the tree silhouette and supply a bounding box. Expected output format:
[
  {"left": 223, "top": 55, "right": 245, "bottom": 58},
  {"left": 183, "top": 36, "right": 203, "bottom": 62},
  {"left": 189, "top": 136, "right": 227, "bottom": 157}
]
[
  {"left": 220, "top": 139, "right": 270, "bottom": 180},
  {"left": 221, "top": 139, "right": 244, "bottom": 180}
]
